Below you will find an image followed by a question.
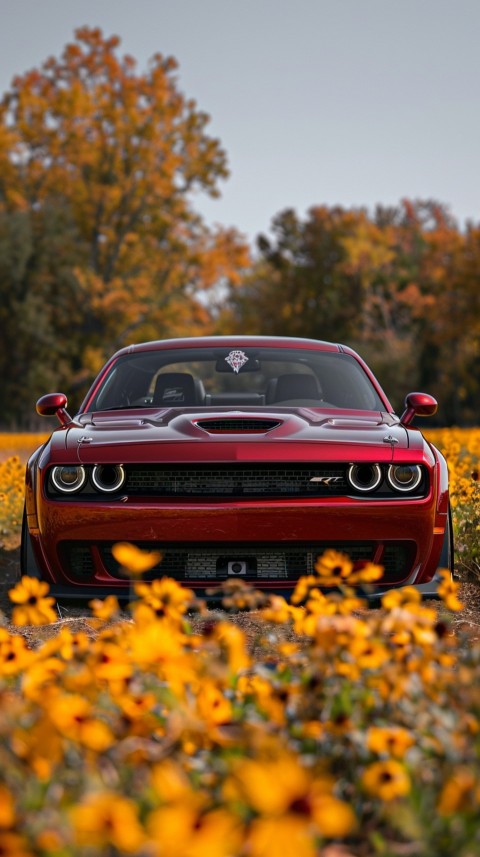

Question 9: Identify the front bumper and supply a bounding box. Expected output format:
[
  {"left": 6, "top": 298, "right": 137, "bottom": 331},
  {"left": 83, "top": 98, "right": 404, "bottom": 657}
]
[{"left": 31, "top": 492, "right": 446, "bottom": 594}]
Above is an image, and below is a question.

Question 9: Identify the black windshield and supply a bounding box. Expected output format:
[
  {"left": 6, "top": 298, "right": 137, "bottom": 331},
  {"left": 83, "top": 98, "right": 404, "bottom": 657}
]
[{"left": 88, "top": 347, "right": 386, "bottom": 412}]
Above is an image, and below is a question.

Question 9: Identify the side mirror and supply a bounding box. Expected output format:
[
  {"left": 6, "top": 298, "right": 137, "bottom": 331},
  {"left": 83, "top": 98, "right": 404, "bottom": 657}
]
[
  {"left": 400, "top": 392, "right": 438, "bottom": 427},
  {"left": 36, "top": 393, "right": 72, "bottom": 426}
]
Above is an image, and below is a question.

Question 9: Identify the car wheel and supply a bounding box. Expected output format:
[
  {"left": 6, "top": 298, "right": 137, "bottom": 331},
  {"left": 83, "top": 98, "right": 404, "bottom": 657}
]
[{"left": 20, "top": 508, "right": 42, "bottom": 580}]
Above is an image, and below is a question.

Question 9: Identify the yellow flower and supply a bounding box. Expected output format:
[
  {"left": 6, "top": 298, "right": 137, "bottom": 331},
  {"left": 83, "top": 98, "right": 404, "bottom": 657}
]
[
  {"left": 127, "top": 617, "right": 185, "bottom": 666},
  {"left": 381, "top": 586, "right": 421, "bottom": 611},
  {"left": 35, "top": 830, "right": 64, "bottom": 852},
  {"left": 291, "top": 575, "right": 320, "bottom": 604},
  {"left": 348, "top": 637, "right": 389, "bottom": 670},
  {"left": 248, "top": 815, "right": 316, "bottom": 857},
  {"left": 21, "top": 657, "right": 65, "bottom": 701},
  {"left": 210, "top": 621, "right": 250, "bottom": 673},
  {"left": 133, "top": 576, "right": 194, "bottom": 617},
  {"left": 0, "top": 832, "right": 33, "bottom": 857},
  {"left": 8, "top": 577, "right": 57, "bottom": 626},
  {"left": 314, "top": 550, "right": 353, "bottom": 584},
  {"left": 196, "top": 680, "right": 233, "bottom": 726},
  {"left": 147, "top": 804, "right": 197, "bottom": 857},
  {"left": 42, "top": 627, "right": 91, "bottom": 661},
  {"left": 148, "top": 804, "right": 242, "bottom": 857},
  {"left": 438, "top": 768, "right": 479, "bottom": 815},
  {"left": 314, "top": 550, "right": 383, "bottom": 586},
  {"left": 247, "top": 788, "right": 355, "bottom": 855},
  {"left": 236, "top": 675, "right": 286, "bottom": 726},
  {"left": 351, "top": 560, "right": 384, "bottom": 584},
  {"left": 12, "top": 715, "right": 63, "bottom": 780},
  {"left": 49, "top": 694, "right": 114, "bottom": 751},
  {"left": 362, "top": 759, "right": 411, "bottom": 801},
  {"left": 126, "top": 619, "right": 195, "bottom": 697},
  {"left": 112, "top": 541, "right": 162, "bottom": 576},
  {"left": 233, "top": 753, "right": 311, "bottom": 815},
  {"left": 117, "top": 690, "right": 157, "bottom": 723},
  {"left": 92, "top": 640, "right": 133, "bottom": 683},
  {"left": 0, "top": 633, "right": 33, "bottom": 675},
  {"left": 71, "top": 791, "right": 145, "bottom": 852},
  {"left": 184, "top": 809, "right": 243, "bottom": 857},
  {"left": 89, "top": 594, "right": 121, "bottom": 620},
  {"left": 309, "top": 787, "right": 357, "bottom": 837},
  {"left": 367, "top": 726, "right": 415, "bottom": 758},
  {"left": 0, "top": 784, "right": 15, "bottom": 828},
  {"left": 437, "top": 569, "right": 464, "bottom": 611},
  {"left": 262, "top": 594, "right": 293, "bottom": 623},
  {"left": 151, "top": 759, "right": 194, "bottom": 803},
  {"left": 233, "top": 753, "right": 351, "bottom": 830}
]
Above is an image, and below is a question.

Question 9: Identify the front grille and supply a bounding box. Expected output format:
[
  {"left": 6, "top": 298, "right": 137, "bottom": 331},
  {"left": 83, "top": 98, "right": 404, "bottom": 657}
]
[
  {"left": 196, "top": 418, "right": 281, "bottom": 432},
  {"left": 125, "top": 465, "right": 347, "bottom": 497}
]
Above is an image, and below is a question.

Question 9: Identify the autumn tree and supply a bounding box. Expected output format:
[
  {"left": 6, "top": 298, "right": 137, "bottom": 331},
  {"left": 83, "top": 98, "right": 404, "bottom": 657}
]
[
  {"left": 0, "top": 203, "right": 90, "bottom": 425},
  {"left": 221, "top": 206, "right": 365, "bottom": 342},
  {"left": 222, "top": 200, "right": 480, "bottom": 424},
  {"left": 0, "top": 27, "right": 248, "bottom": 424}
]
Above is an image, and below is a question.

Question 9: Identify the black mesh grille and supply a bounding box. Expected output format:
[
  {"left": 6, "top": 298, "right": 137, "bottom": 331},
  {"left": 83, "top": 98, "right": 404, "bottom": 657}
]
[
  {"left": 97, "top": 541, "right": 413, "bottom": 584},
  {"left": 59, "top": 540, "right": 414, "bottom": 586},
  {"left": 196, "top": 418, "right": 281, "bottom": 432},
  {"left": 62, "top": 544, "right": 95, "bottom": 578},
  {"left": 125, "top": 465, "right": 347, "bottom": 497}
]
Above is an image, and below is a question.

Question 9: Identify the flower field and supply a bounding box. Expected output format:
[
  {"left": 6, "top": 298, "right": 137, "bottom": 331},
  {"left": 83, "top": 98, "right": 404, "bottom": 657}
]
[
  {"left": 0, "top": 431, "right": 479, "bottom": 855},
  {"left": 0, "top": 434, "right": 47, "bottom": 548},
  {"left": 424, "top": 429, "right": 480, "bottom": 579}
]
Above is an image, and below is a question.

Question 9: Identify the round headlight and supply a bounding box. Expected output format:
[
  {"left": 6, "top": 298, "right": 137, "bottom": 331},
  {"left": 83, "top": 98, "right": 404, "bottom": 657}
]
[
  {"left": 51, "top": 465, "right": 86, "bottom": 494},
  {"left": 347, "top": 463, "right": 382, "bottom": 493},
  {"left": 92, "top": 464, "right": 125, "bottom": 493},
  {"left": 387, "top": 464, "right": 422, "bottom": 492}
]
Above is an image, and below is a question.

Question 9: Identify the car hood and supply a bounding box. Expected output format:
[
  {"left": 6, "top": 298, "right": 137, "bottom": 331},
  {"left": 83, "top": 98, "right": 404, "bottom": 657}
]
[{"left": 58, "top": 407, "right": 424, "bottom": 466}]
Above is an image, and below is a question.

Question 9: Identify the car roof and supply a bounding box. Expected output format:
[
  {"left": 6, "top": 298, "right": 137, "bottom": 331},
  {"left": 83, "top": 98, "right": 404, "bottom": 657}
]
[{"left": 113, "top": 336, "right": 345, "bottom": 358}]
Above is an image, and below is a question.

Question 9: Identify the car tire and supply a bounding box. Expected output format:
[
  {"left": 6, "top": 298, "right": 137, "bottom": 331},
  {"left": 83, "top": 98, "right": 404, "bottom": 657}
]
[{"left": 20, "top": 508, "right": 42, "bottom": 580}]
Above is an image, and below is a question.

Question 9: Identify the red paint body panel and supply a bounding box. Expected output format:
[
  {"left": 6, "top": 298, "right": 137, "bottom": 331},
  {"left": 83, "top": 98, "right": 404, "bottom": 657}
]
[{"left": 24, "top": 337, "right": 451, "bottom": 597}]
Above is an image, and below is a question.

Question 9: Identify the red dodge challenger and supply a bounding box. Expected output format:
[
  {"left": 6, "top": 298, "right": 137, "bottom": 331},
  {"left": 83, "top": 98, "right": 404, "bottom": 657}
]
[{"left": 22, "top": 336, "right": 452, "bottom": 599}]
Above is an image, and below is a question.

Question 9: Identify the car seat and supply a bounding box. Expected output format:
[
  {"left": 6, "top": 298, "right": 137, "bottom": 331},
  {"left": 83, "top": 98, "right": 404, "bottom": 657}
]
[
  {"left": 153, "top": 373, "right": 198, "bottom": 406},
  {"left": 272, "top": 373, "right": 322, "bottom": 403}
]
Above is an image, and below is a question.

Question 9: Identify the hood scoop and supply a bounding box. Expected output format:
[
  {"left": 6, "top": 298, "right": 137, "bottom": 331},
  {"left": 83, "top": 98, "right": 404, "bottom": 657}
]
[{"left": 195, "top": 417, "right": 282, "bottom": 434}]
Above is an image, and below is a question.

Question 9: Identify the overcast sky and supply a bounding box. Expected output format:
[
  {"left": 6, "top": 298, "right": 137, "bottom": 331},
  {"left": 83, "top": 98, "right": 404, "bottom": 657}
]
[{"left": 1, "top": 0, "right": 479, "bottom": 244}]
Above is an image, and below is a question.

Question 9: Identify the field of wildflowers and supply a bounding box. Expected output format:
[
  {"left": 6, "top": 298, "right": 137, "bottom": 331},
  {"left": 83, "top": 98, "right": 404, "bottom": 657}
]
[
  {"left": 0, "top": 431, "right": 478, "bottom": 855},
  {"left": 424, "top": 429, "right": 480, "bottom": 579},
  {"left": 0, "top": 434, "right": 47, "bottom": 548},
  {"left": 0, "top": 545, "right": 478, "bottom": 856}
]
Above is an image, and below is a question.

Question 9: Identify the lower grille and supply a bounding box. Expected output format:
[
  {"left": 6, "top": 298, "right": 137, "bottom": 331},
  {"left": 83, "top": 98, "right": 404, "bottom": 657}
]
[
  {"left": 59, "top": 541, "right": 415, "bottom": 586},
  {"left": 62, "top": 544, "right": 95, "bottom": 578}
]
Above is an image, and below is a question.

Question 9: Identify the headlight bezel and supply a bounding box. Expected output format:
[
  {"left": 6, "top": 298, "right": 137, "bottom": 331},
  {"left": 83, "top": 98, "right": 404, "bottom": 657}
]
[
  {"left": 387, "top": 464, "right": 423, "bottom": 493},
  {"left": 51, "top": 465, "right": 87, "bottom": 494},
  {"left": 347, "top": 463, "right": 383, "bottom": 493},
  {"left": 91, "top": 464, "right": 126, "bottom": 493}
]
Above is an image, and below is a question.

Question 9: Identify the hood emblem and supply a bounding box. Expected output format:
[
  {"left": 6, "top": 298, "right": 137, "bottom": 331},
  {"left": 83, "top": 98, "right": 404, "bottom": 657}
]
[
  {"left": 225, "top": 350, "right": 249, "bottom": 374},
  {"left": 383, "top": 435, "right": 399, "bottom": 445}
]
